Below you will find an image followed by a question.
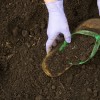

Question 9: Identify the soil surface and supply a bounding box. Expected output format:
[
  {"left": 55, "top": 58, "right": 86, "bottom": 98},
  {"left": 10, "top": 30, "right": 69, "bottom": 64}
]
[{"left": 0, "top": 0, "right": 100, "bottom": 100}]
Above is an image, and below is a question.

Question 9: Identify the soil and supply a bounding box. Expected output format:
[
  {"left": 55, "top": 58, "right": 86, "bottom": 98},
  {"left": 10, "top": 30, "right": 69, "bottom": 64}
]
[{"left": 0, "top": 0, "right": 100, "bottom": 100}]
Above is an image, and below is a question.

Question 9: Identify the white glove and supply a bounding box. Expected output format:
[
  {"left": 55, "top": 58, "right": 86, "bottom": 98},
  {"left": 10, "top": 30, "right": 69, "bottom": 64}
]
[
  {"left": 97, "top": 0, "right": 100, "bottom": 15},
  {"left": 45, "top": 0, "right": 71, "bottom": 54}
]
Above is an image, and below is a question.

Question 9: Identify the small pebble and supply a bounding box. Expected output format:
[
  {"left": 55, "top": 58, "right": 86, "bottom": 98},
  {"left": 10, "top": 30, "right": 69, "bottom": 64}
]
[
  {"left": 5, "top": 42, "right": 12, "bottom": 48},
  {"left": 87, "top": 88, "right": 92, "bottom": 93},
  {"left": 22, "top": 30, "right": 29, "bottom": 37},
  {"left": 93, "top": 90, "right": 98, "bottom": 97},
  {"left": 51, "top": 85, "right": 56, "bottom": 90},
  {"left": 12, "top": 27, "right": 19, "bottom": 36},
  {"left": 30, "top": 31, "right": 35, "bottom": 36},
  {"left": 85, "top": 81, "right": 89, "bottom": 85},
  {"left": 25, "top": 43, "right": 31, "bottom": 48},
  {"left": 35, "top": 95, "right": 43, "bottom": 100}
]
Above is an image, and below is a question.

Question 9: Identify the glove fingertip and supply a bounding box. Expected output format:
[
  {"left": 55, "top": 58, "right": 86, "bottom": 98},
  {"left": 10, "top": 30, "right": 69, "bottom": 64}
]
[{"left": 65, "top": 37, "right": 71, "bottom": 43}]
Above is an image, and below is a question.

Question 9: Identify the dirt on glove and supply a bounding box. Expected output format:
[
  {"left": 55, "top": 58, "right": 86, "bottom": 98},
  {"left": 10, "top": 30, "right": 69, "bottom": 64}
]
[{"left": 0, "top": 0, "right": 100, "bottom": 100}]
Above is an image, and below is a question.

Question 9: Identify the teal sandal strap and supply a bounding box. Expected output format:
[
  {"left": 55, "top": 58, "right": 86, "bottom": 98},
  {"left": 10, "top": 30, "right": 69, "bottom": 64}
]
[{"left": 59, "top": 30, "right": 100, "bottom": 65}]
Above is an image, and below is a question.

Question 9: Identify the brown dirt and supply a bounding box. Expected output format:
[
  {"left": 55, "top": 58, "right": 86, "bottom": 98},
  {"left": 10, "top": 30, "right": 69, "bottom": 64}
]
[{"left": 0, "top": 0, "right": 100, "bottom": 100}]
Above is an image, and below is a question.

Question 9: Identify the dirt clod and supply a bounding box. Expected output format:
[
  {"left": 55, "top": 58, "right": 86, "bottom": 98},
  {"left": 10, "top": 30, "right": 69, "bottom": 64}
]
[
  {"left": 22, "top": 30, "right": 29, "bottom": 37},
  {"left": 87, "top": 88, "right": 92, "bottom": 93},
  {"left": 12, "top": 27, "right": 20, "bottom": 37},
  {"left": 35, "top": 95, "right": 43, "bottom": 100}
]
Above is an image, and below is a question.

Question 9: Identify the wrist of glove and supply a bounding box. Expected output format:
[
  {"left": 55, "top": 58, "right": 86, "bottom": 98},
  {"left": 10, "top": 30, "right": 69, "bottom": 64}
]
[
  {"left": 45, "top": 0, "right": 71, "bottom": 54},
  {"left": 97, "top": 0, "right": 100, "bottom": 15}
]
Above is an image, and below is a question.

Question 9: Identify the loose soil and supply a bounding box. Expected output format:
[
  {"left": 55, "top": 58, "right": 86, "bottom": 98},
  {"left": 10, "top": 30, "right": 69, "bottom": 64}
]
[{"left": 0, "top": 0, "right": 100, "bottom": 100}]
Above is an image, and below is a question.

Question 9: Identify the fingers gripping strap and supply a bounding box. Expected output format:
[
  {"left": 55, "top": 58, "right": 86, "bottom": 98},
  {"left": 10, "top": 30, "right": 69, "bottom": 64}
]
[{"left": 59, "top": 30, "right": 100, "bottom": 65}]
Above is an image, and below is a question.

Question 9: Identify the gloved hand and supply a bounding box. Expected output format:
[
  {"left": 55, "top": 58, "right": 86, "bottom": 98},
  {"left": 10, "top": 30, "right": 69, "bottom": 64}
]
[
  {"left": 97, "top": 0, "right": 100, "bottom": 15},
  {"left": 45, "top": 0, "right": 71, "bottom": 54}
]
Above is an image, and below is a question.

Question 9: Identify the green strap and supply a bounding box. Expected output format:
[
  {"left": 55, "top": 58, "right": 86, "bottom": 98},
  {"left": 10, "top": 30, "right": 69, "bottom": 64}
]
[{"left": 59, "top": 30, "right": 100, "bottom": 65}]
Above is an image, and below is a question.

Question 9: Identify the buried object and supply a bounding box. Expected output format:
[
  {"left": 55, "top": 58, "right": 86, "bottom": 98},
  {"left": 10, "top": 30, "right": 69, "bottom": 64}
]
[{"left": 42, "top": 18, "right": 100, "bottom": 77}]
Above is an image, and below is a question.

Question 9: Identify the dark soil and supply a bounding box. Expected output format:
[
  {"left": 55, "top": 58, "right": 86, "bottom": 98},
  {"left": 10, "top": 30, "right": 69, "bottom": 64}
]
[{"left": 0, "top": 0, "right": 100, "bottom": 100}]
